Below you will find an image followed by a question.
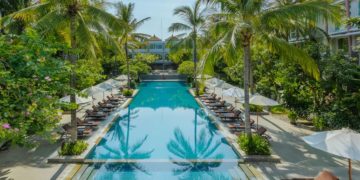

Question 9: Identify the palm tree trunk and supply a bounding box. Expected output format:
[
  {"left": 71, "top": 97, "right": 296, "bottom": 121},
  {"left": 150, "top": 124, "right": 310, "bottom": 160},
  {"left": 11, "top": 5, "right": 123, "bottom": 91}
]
[
  {"left": 70, "top": 15, "right": 77, "bottom": 142},
  {"left": 249, "top": 61, "right": 255, "bottom": 94},
  {"left": 345, "top": 0, "right": 352, "bottom": 56},
  {"left": 243, "top": 35, "right": 251, "bottom": 136},
  {"left": 193, "top": 33, "right": 199, "bottom": 96},
  {"left": 125, "top": 42, "right": 130, "bottom": 88}
]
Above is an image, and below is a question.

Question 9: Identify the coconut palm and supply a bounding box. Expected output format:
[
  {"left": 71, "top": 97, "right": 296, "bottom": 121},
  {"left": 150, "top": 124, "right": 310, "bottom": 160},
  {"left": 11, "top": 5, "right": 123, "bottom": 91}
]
[
  {"left": 114, "top": 2, "right": 150, "bottom": 88},
  {"left": 205, "top": 0, "right": 340, "bottom": 135},
  {"left": 10, "top": 0, "right": 122, "bottom": 141},
  {"left": 0, "top": 0, "right": 32, "bottom": 34},
  {"left": 169, "top": 0, "right": 208, "bottom": 96}
]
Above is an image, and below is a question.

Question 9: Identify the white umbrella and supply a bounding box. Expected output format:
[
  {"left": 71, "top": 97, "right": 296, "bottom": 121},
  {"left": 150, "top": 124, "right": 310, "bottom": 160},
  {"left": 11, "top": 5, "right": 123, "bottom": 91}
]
[
  {"left": 82, "top": 86, "right": 103, "bottom": 96},
  {"left": 247, "top": 94, "right": 279, "bottom": 106},
  {"left": 241, "top": 94, "right": 279, "bottom": 129},
  {"left": 115, "top": 75, "right": 128, "bottom": 81},
  {"left": 222, "top": 87, "right": 245, "bottom": 105},
  {"left": 104, "top": 79, "right": 121, "bottom": 88},
  {"left": 206, "top": 78, "right": 225, "bottom": 92},
  {"left": 222, "top": 87, "right": 245, "bottom": 98},
  {"left": 96, "top": 81, "right": 115, "bottom": 91},
  {"left": 303, "top": 128, "right": 360, "bottom": 180},
  {"left": 60, "top": 95, "right": 92, "bottom": 105},
  {"left": 220, "top": 82, "right": 234, "bottom": 90}
]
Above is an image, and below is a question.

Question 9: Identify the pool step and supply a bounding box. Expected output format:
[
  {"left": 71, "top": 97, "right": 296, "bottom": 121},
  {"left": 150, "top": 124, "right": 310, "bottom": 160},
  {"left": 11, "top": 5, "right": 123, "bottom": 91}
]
[
  {"left": 71, "top": 165, "right": 93, "bottom": 180},
  {"left": 229, "top": 167, "right": 248, "bottom": 180}
]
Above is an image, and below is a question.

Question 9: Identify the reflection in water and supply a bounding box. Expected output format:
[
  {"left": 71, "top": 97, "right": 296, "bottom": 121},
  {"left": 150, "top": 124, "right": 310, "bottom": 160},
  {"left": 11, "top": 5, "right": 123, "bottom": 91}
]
[
  {"left": 133, "top": 82, "right": 197, "bottom": 110},
  {"left": 93, "top": 108, "right": 153, "bottom": 179},
  {"left": 167, "top": 108, "right": 225, "bottom": 179},
  {"left": 86, "top": 82, "right": 244, "bottom": 179}
]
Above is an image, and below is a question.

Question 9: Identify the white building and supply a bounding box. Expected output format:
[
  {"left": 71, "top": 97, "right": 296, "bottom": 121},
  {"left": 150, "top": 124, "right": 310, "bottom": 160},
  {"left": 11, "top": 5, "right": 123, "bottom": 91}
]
[
  {"left": 130, "top": 35, "right": 169, "bottom": 60},
  {"left": 289, "top": 0, "right": 360, "bottom": 55}
]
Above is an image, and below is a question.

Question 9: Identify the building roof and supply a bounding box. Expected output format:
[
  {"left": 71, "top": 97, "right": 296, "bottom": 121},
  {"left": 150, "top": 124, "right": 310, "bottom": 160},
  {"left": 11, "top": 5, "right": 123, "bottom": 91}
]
[
  {"left": 165, "top": 35, "right": 180, "bottom": 42},
  {"left": 149, "top": 35, "right": 162, "bottom": 41}
]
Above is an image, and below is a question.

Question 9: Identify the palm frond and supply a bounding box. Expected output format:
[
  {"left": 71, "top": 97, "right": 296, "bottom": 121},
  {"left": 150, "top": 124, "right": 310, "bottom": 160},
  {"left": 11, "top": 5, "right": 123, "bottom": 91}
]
[
  {"left": 169, "top": 23, "right": 192, "bottom": 32},
  {"left": 261, "top": 34, "right": 320, "bottom": 80}
]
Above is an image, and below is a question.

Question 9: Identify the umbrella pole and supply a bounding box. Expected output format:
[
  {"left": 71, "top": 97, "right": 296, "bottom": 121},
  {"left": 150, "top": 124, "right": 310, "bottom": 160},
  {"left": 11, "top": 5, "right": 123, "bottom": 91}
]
[
  {"left": 257, "top": 114, "right": 259, "bottom": 130},
  {"left": 349, "top": 159, "right": 352, "bottom": 180}
]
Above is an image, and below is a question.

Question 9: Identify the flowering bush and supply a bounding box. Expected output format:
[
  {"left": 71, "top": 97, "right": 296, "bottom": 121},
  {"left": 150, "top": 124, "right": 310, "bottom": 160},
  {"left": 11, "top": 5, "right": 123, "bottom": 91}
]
[{"left": 0, "top": 32, "right": 72, "bottom": 146}]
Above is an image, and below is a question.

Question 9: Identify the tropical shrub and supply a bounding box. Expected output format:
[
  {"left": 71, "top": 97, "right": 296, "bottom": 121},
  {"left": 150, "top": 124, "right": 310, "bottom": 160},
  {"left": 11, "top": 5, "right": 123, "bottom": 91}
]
[
  {"left": 250, "top": 105, "right": 263, "bottom": 113},
  {"left": 313, "top": 116, "right": 326, "bottom": 131},
  {"left": 120, "top": 57, "right": 152, "bottom": 81},
  {"left": 178, "top": 61, "right": 195, "bottom": 77},
  {"left": 59, "top": 140, "right": 88, "bottom": 156},
  {"left": 122, "top": 89, "right": 134, "bottom": 97},
  {"left": 238, "top": 134, "right": 270, "bottom": 155},
  {"left": 288, "top": 111, "right": 298, "bottom": 125},
  {"left": 0, "top": 32, "right": 71, "bottom": 146}
]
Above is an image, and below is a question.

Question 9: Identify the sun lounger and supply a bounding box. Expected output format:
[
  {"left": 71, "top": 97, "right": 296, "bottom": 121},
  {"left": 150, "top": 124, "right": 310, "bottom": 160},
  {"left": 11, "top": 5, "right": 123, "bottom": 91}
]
[
  {"left": 199, "top": 93, "right": 215, "bottom": 98},
  {"left": 227, "top": 120, "right": 255, "bottom": 130},
  {"left": 92, "top": 105, "right": 112, "bottom": 113},
  {"left": 214, "top": 105, "right": 235, "bottom": 114},
  {"left": 77, "top": 118, "right": 99, "bottom": 129},
  {"left": 60, "top": 124, "right": 92, "bottom": 139},
  {"left": 200, "top": 94, "right": 217, "bottom": 100},
  {"left": 202, "top": 97, "right": 221, "bottom": 103},
  {"left": 77, "top": 126, "right": 93, "bottom": 137},
  {"left": 219, "top": 112, "right": 240, "bottom": 118},
  {"left": 86, "top": 110, "right": 107, "bottom": 117},
  {"left": 98, "top": 102, "right": 116, "bottom": 109},
  {"left": 206, "top": 101, "right": 225, "bottom": 107}
]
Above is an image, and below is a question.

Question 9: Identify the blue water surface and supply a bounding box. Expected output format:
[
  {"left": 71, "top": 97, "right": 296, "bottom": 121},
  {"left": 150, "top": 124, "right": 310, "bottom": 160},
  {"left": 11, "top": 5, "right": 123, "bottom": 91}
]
[{"left": 84, "top": 81, "right": 247, "bottom": 179}]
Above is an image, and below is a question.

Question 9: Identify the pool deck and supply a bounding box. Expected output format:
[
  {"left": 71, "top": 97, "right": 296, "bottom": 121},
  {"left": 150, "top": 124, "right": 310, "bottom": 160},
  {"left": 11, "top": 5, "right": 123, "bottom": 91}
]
[
  {"left": 0, "top": 90, "right": 131, "bottom": 180},
  {"left": 210, "top": 88, "right": 360, "bottom": 179},
  {"left": 1, "top": 85, "right": 359, "bottom": 180}
]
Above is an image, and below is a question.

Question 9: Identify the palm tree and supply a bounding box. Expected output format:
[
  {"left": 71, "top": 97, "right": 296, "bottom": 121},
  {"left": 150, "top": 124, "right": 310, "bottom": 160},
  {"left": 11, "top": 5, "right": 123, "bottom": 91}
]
[
  {"left": 114, "top": 2, "right": 150, "bottom": 88},
  {"left": 169, "top": 0, "right": 208, "bottom": 96},
  {"left": 0, "top": 0, "right": 32, "bottom": 34},
  {"left": 206, "top": 0, "right": 340, "bottom": 135},
  {"left": 11, "top": 0, "right": 122, "bottom": 141}
]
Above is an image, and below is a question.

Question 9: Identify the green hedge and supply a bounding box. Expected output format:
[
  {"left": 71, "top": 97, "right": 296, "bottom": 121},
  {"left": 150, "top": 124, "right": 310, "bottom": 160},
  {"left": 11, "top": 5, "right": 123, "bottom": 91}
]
[
  {"left": 122, "top": 89, "right": 134, "bottom": 97},
  {"left": 59, "top": 141, "right": 88, "bottom": 156},
  {"left": 238, "top": 134, "right": 270, "bottom": 155}
]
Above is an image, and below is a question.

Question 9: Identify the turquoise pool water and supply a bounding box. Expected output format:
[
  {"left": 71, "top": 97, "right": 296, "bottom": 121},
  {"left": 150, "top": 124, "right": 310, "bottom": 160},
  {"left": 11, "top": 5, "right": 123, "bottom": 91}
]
[{"left": 83, "top": 81, "right": 247, "bottom": 179}]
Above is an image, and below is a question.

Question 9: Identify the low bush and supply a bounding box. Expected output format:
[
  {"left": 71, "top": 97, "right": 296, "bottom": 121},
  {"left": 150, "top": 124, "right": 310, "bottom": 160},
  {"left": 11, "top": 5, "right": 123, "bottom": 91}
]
[
  {"left": 250, "top": 105, "right": 263, "bottom": 112},
  {"left": 122, "top": 89, "right": 134, "bottom": 97},
  {"left": 288, "top": 111, "right": 298, "bottom": 125},
  {"left": 270, "top": 105, "right": 290, "bottom": 114},
  {"left": 238, "top": 134, "right": 271, "bottom": 155},
  {"left": 60, "top": 103, "right": 79, "bottom": 112},
  {"left": 129, "top": 81, "right": 137, "bottom": 89},
  {"left": 59, "top": 141, "right": 88, "bottom": 156}
]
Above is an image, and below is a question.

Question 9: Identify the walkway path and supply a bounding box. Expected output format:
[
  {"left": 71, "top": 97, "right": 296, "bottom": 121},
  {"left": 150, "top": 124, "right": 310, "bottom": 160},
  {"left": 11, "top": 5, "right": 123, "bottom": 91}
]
[
  {"left": 0, "top": 90, "right": 116, "bottom": 180},
  {"left": 256, "top": 114, "right": 360, "bottom": 179}
]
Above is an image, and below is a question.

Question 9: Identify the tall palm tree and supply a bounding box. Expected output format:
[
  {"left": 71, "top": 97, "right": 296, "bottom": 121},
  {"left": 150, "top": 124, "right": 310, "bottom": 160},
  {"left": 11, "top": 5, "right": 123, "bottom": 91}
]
[
  {"left": 169, "top": 0, "right": 208, "bottom": 96},
  {"left": 207, "top": 0, "right": 340, "bottom": 135},
  {"left": 11, "top": 0, "right": 122, "bottom": 141},
  {"left": 114, "top": 2, "right": 150, "bottom": 88}
]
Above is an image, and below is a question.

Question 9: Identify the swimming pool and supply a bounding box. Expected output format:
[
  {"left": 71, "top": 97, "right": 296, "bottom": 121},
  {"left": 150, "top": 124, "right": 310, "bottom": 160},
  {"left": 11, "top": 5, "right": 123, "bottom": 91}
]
[{"left": 80, "top": 81, "right": 248, "bottom": 179}]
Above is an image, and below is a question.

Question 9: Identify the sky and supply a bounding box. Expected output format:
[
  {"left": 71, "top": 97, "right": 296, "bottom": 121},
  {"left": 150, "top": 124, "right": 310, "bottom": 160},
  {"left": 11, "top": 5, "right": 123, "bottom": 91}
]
[{"left": 108, "top": 0, "right": 195, "bottom": 40}]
